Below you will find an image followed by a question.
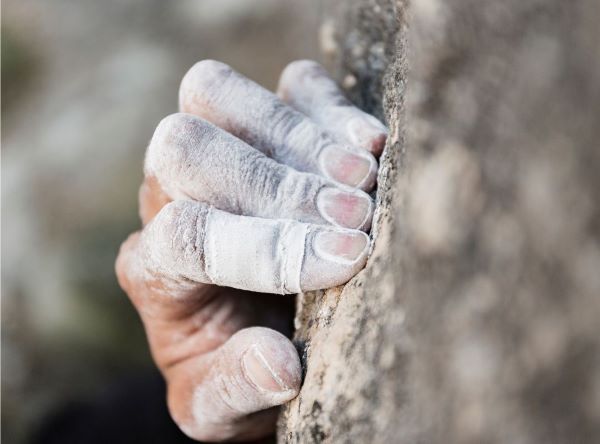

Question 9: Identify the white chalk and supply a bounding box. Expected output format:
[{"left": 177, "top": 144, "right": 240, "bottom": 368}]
[
  {"left": 145, "top": 113, "right": 373, "bottom": 230},
  {"left": 278, "top": 60, "right": 388, "bottom": 155},
  {"left": 178, "top": 60, "right": 378, "bottom": 190},
  {"left": 138, "top": 200, "right": 370, "bottom": 295}
]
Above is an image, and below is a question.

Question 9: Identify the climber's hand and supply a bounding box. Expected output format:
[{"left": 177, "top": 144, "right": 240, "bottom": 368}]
[{"left": 115, "top": 60, "right": 387, "bottom": 441}]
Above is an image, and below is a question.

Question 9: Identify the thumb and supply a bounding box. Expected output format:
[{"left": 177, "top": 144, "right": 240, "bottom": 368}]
[{"left": 166, "top": 327, "right": 301, "bottom": 442}]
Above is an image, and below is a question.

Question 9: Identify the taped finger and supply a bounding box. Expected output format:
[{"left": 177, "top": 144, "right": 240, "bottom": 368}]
[{"left": 138, "top": 200, "right": 370, "bottom": 295}]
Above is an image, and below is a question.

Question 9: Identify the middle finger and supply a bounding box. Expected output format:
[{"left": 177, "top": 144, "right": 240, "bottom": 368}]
[{"left": 145, "top": 113, "right": 374, "bottom": 231}]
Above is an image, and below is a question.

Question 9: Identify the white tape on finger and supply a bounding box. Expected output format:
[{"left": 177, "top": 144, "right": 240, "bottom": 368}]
[
  {"left": 278, "top": 221, "right": 307, "bottom": 293},
  {"left": 204, "top": 208, "right": 307, "bottom": 294}
]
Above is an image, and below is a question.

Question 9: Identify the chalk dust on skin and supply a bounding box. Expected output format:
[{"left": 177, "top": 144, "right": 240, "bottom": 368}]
[
  {"left": 178, "top": 328, "right": 301, "bottom": 441},
  {"left": 178, "top": 60, "right": 380, "bottom": 190},
  {"left": 145, "top": 113, "right": 374, "bottom": 231},
  {"left": 138, "top": 199, "right": 371, "bottom": 295}
]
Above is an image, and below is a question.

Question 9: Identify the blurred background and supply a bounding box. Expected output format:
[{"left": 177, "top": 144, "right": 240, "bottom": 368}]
[{"left": 2, "top": 0, "right": 322, "bottom": 442}]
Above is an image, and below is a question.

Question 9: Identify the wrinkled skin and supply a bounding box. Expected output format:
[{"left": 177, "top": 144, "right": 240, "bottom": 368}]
[{"left": 116, "top": 60, "right": 387, "bottom": 442}]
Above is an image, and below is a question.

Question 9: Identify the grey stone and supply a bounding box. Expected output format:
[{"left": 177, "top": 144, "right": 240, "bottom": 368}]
[{"left": 279, "top": 0, "right": 600, "bottom": 443}]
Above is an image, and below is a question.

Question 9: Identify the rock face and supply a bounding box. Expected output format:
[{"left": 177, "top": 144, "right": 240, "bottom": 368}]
[{"left": 279, "top": 0, "right": 600, "bottom": 443}]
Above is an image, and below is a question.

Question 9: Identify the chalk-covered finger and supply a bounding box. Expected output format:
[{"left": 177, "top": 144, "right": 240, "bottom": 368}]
[
  {"left": 146, "top": 113, "right": 373, "bottom": 231},
  {"left": 179, "top": 60, "right": 377, "bottom": 191},
  {"left": 278, "top": 60, "right": 388, "bottom": 156},
  {"left": 140, "top": 200, "right": 370, "bottom": 295},
  {"left": 168, "top": 327, "right": 301, "bottom": 441}
]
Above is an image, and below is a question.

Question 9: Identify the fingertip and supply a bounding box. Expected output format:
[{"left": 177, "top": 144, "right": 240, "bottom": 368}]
[
  {"left": 359, "top": 149, "right": 379, "bottom": 191},
  {"left": 346, "top": 114, "right": 389, "bottom": 157},
  {"left": 369, "top": 131, "right": 388, "bottom": 157},
  {"left": 301, "top": 227, "right": 370, "bottom": 291}
]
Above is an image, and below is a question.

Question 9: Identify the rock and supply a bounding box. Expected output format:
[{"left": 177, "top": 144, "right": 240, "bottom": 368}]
[{"left": 279, "top": 0, "right": 600, "bottom": 443}]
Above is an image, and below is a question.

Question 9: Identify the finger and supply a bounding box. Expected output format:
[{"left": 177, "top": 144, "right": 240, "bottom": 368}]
[
  {"left": 179, "top": 60, "right": 378, "bottom": 191},
  {"left": 134, "top": 200, "right": 370, "bottom": 295},
  {"left": 167, "top": 327, "right": 301, "bottom": 442},
  {"left": 278, "top": 60, "right": 388, "bottom": 157},
  {"left": 145, "top": 113, "right": 373, "bottom": 231},
  {"left": 139, "top": 175, "right": 171, "bottom": 225}
]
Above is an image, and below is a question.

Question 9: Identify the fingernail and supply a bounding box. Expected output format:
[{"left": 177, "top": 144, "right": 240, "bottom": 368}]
[
  {"left": 319, "top": 145, "right": 376, "bottom": 188},
  {"left": 242, "top": 345, "right": 288, "bottom": 393},
  {"left": 346, "top": 116, "right": 388, "bottom": 156},
  {"left": 313, "top": 230, "right": 369, "bottom": 264},
  {"left": 316, "top": 187, "right": 373, "bottom": 230}
]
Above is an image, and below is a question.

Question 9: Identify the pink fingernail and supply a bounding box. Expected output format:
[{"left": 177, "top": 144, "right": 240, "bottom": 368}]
[
  {"left": 316, "top": 187, "right": 373, "bottom": 230},
  {"left": 313, "top": 230, "right": 369, "bottom": 264},
  {"left": 319, "top": 145, "right": 377, "bottom": 189},
  {"left": 242, "top": 345, "right": 288, "bottom": 393}
]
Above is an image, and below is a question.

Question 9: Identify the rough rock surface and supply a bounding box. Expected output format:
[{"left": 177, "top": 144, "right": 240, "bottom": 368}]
[{"left": 279, "top": 0, "right": 600, "bottom": 443}]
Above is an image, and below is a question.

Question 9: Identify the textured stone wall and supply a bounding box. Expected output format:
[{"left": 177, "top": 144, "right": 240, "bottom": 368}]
[{"left": 279, "top": 0, "right": 600, "bottom": 442}]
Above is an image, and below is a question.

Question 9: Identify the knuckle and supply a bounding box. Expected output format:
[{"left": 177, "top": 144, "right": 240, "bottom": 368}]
[
  {"left": 260, "top": 98, "right": 309, "bottom": 155},
  {"left": 147, "top": 200, "right": 192, "bottom": 250},
  {"left": 145, "top": 113, "right": 209, "bottom": 180},
  {"left": 279, "top": 114, "right": 330, "bottom": 158},
  {"left": 186, "top": 59, "right": 232, "bottom": 84},
  {"left": 277, "top": 170, "right": 323, "bottom": 210},
  {"left": 279, "top": 60, "right": 326, "bottom": 101},
  {"left": 279, "top": 60, "right": 314, "bottom": 100},
  {"left": 142, "top": 201, "right": 209, "bottom": 281},
  {"left": 145, "top": 113, "right": 186, "bottom": 177},
  {"left": 180, "top": 59, "right": 233, "bottom": 106},
  {"left": 281, "top": 59, "right": 322, "bottom": 86},
  {"left": 243, "top": 156, "right": 283, "bottom": 203}
]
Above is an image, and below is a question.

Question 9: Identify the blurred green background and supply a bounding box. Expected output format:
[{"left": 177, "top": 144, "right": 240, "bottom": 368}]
[{"left": 1, "top": 1, "right": 321, "bottom": 442}]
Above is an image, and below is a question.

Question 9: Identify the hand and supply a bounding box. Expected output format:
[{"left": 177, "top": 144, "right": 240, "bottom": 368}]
[{"left": 116, "top": 60, "right": 387, "bottom": 441}]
